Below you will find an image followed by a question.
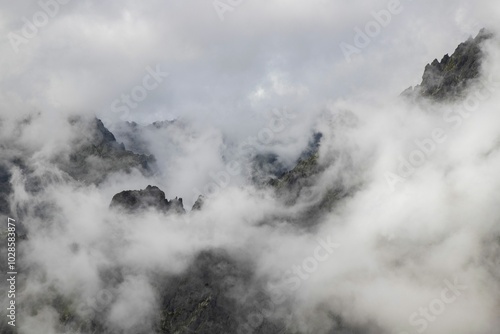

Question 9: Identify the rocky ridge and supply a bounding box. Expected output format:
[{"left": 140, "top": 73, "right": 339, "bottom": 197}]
[{"left": 402, "top": 28, "right": 493, "bottom": 100}]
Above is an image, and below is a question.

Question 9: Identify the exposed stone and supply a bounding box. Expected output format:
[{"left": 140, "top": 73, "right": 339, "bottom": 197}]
[
  {"left": 59, "top": 117, "right": 155, "bottom": 185},
  {"left": 403, "top": 28, "right": 494, "bottom": 101},
  {"left": 110, "top": 185, "right": 185, "bottom": 214},
  {"left": 155, "top": 250, "right": 288, "bottom": 333}
]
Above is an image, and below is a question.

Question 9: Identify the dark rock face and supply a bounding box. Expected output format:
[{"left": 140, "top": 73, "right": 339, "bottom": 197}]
[
  {"left": 155, "top": 250, "right": 289, "bottom": 334},
  {"left": 0, "top": 116, "right": 143, "bottom": 217},
  {"left": 403, "top": 28, "right": 494, "bottom": 100},
  {"left": 59, "top": 117, "right": 155, "bottom": 184},
  {"left": 268, "top": 133, "right": 322, "bottom": 190},
  {"left": 191, "top": 195, "right": 204, "bottom": 211},
  {"left": 106, "top": 119, "right": 178, "bottom": 156},
  {"left": 266, "top": 133, "right": 349, "bottom": 228},
  {"left": 269, "top": 149, "right": 349, "bottom": 228},
  {"left": 249, "top": 134, "right": 323, "bottom": 189},
  {"left": 104, "top": 121, "right": 151, "bottom": 155},
  {"left": 14, "top": 31, "right": 498, "bottom": 334},
  {"left": 110, "top": 185, "right": 185, "bottom": 214},
  {"left": 249, "top": 153, "right": 287, "bottom": 186}
]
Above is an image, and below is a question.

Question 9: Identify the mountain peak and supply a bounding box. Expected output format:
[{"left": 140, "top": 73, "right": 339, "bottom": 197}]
[
  {"left": 403, "top": 28, "right": 494, "bottom": 101},
  {"left": 110, "top": 185, "right": 185, "bottom": 214}
]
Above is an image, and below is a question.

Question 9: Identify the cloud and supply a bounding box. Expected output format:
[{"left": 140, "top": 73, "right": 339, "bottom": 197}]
[{"left": 2, "top": 1, "right": 500, "bottom": 333}]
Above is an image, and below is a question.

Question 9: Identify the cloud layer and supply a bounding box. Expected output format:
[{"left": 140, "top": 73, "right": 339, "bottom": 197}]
[{"left": 2, "top": 1, "right": 500, "bottom": 333}]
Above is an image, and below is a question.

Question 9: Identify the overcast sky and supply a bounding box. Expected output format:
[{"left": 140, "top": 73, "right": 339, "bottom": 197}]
[{"left": 1, "top": 0, "right": 498, "bottom": 135}]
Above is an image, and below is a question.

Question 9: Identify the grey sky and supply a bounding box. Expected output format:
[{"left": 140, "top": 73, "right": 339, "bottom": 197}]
[{"left": 1, "top": 0, "right": 497, "bottom": 134}]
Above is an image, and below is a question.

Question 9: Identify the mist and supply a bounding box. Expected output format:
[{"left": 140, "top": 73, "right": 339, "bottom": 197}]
[{"left": 1, "top": 1, "right": 500, "bottom": 334}]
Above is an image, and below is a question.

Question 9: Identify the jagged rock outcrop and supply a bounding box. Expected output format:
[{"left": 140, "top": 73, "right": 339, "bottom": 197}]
[
  {"left": 191, "top": 195, "right": 204, "bottom": 211},
  {"left": 110, "top": 185, "right": 185, "bottom": 214},
  {"left": 59, "top": 117, "right": 155, "bottom": 184},
  {"left": 402, "top": 28, "right": 494, "bottom": 100}
]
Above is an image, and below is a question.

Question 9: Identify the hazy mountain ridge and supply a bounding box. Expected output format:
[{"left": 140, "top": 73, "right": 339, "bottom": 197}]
[
  {"left": 402, "top": 28, "right": 494, "bottom": 100},
  {"left": 59, "top": 117, "right": 155, "bottom": 185},
  {"left": 0, "top": 115, "right": 155, "bottom": 219}
]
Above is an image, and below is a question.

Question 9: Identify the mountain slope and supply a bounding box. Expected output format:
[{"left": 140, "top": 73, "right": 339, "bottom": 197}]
[{"left": 402, "top": 28, "right": 493, "bottom": 100}]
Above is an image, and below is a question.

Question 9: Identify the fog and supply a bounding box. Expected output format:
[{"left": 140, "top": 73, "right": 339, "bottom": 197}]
[{"left": 1, "top": 1, "right": 500, "bottom": 333}]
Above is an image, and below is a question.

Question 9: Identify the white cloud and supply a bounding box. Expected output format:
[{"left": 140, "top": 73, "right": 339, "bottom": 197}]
[{"left": 2, "top": 1, "right": 500, "bottom": 333}]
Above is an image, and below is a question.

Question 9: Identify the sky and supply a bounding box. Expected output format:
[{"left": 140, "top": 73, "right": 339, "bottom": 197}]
[
  {"left": 2, "top": 1, "right": 500, "bottom": 334},
  {"left": 1, "top": 0, "right": 498, "bottom": 130}
]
